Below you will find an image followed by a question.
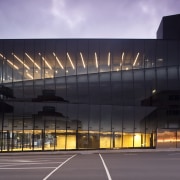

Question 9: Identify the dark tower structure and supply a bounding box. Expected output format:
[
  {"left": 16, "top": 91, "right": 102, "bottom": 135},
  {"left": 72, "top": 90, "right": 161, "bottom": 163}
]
[{"left": 157, "top": 14, "right": 180, "bottom": 40}]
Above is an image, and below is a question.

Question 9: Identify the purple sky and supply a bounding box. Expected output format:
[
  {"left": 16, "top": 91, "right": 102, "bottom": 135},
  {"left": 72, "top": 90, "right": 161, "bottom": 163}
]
[{"left": 0, "top": 0, "right": 179, "bottom": 39}]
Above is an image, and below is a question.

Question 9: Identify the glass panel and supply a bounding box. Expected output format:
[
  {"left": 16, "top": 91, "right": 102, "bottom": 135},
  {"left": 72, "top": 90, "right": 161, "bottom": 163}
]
[
  {"left": 156, "top": 40, "right": 167, "bottom": 67},
  {"left": 156, "top": 67, "right": 167, "bottom": 91},
  {"left": 89, "top": 105, "right": 100, "bottom": 148},
  {"left": 66, "top": 40, "right": 77, "bottom": 76},
  {"left": 77, "top": 75, "right": 89, "bottom": 104},
  {"left": 123, "top": 133, "right": 133, "bottom": 148},
  {"left": 100, "top": 105, "right": 112, "bottom": 148},
  {"left": 54, "top": 40, "right": 66, "bottom": 77},
  {"left": 77, "top": 104, "right": 89, "bottom": 149},
  {"left": 89, "top": 74, "right": 100, "bottom": 104},
  {"left": 157, "top": 129, "right": 177, "bottom": 148},
  {"left": 122, "top": 70, "right": 134, "bottom": 106},
  {"left": 167, "top": 40, "right": 179, "bottom": 66},
  {"left": 144, "top": 40, "right": 156, "bottom": 68},
  {"left": 111, "top": 40, "right": 123, "bottom": 72},
  {"left": 77, "top": 40, "right": 88, "bottom": 75},
  {"left": 168, "top": 67, "right": 179, "bottom": 90},
  {"left": 88, "top": 40, "right": 99, "bottom": 74},
  {"left": 66, "top": 76, "right": 78, "bottom": 103},
  {"left": 100, "top": 72, "right": 111, "bottom": 104},
  {"left": 133, "top": 40, "right": 144, "bottom": 69},
  {"left": 23, "top": 130, "right": 33, "bottom": 151},
  {"left": 33, "top": 130, "right": 43, "bottom": 150},
  {"left": 44, "top": 121, "right": 55, "bottom": 150}
]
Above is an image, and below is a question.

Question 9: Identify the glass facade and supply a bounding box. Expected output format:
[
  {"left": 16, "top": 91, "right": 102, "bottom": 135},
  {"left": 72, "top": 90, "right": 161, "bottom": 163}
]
[{"left": 0, "top": 39, "right": 180, "bottom": 152}]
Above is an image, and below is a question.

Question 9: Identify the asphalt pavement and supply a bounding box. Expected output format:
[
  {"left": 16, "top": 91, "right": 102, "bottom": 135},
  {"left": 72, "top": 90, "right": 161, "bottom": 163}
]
[{"left": 0, "top": 149, "right": 180, "bottom": 180}]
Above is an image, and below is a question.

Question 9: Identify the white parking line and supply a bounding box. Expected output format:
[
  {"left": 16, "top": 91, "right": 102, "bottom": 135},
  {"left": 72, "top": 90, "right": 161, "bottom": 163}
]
[
  {"left": 99, "top": 154, "right": 112, "bottom": 180},
  {"left": 168, "top": 153, "right": 180, "bottom": 156},
  {"left": 42, "top": 154, "right": 76, "bottom": 180},
  {"left": 124, "top": 153, "right": 137, "bottom": 156},
  {"left": 0, "top": 162, "right": 63, "bottom": 168},
  {"left": 0, "top": 167, "right": 55, "bottom": 169}
]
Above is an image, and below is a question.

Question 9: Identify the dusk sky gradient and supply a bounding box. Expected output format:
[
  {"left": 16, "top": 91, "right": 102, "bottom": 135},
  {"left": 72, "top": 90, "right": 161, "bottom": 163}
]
[{"left": 0, "top": 0, "right": 179, "bottom": 39}]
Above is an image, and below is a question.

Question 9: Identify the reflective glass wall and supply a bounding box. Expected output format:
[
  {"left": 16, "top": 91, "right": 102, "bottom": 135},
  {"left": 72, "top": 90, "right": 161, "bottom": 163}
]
[{"left": 0, "top": 39, "right": 180, "bottom": 151}]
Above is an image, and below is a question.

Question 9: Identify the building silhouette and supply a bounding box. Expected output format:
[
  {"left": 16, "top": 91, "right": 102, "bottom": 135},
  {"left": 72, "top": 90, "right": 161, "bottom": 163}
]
[{"left": 0, "top": 14, "right": 180, "bottom": 152}]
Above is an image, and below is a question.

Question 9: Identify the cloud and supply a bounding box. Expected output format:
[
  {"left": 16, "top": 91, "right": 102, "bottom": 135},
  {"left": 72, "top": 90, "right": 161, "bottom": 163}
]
[
  {"left": 0, "top": 0, "right": 179, "bottom": 39},
  {"left": 50, "top": 0, "right": 85, "bottom": 29}
]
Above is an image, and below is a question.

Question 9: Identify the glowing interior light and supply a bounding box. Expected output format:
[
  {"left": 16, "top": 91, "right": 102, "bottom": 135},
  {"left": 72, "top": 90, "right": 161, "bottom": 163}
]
[
  {"left": 42, "top": 57, "right": 52, "bottom": 70},
  {"left": 38, "top": 53, "right": 52, "bottom": 70},
  {"left": 152, "top": 89, "right": 156, "bottom": 94},
  {"left": 7, "top": 59, "right": 19, "bottom": 70},
  {"left": 80, "top": 52, "right": 86, "bottom": 68},
  {"left": 121, "top": 52, "right": 124, "bottom": 65},
  {"left": 12, "top": 53, "right": 30, "bottom": 70},
  {"left": 53, "top": 52, "right": 64, "bottom": 69},
  {"left": 67, "top": 52, "right": 75, "bottom": 69},
  {"left": 27, "top": 73, "right": 33, "bottom": 79},
  {"left": 95, "top": 52, "right": 98, "bottom": 68},
  {"left": 133, "top": 52, "right": 140, "bottom": 66},
  {"left": 25, "top": 53, "right": 41, "bottom": 70},
  {"left": 0, "top": 53, "right": 3, "bottom": 58},
  {"left": 108, "top": 52, "right": 111, "bottom": 66}
]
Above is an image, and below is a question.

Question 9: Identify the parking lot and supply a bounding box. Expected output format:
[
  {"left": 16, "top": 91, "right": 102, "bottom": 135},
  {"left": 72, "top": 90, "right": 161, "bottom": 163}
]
[{"left": 0, "top": 151, "right": 180, "bottom": 180}]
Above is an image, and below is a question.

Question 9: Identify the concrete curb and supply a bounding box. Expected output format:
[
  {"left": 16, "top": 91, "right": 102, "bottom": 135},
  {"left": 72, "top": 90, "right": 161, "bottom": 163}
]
[{"left": 1, "top": 148, "right": 180, "bottom": 156}]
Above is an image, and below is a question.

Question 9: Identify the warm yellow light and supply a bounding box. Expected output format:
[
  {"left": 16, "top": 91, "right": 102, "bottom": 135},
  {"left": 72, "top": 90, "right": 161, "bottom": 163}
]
[
  {"left": 95, "top": 52, "right": 98, "bottom": 68},
  {"left": 26, "top": 73, "right": 33, "bottom": 79},
  {"left": 108, "top": 52, "right": 111, "bottom": 66},
  {"left": 53, "top": 52, "right": 64, "bottom": 69},
  {"left": 121, "top": 52, "right": 124, "bottom": 64},
  {"left": 0, "top": 53, "right": 3, "bottom": 58},
  {"left": 133, "top": 52, "right": 139, "bottom": 66},
  {"left": 25, "top": 53, "right": 41, "bottom": 70},
  {"left": 152, "top": 89, "right": 156, "bottom": 94},
  {"left": 80, "top": 52, "right": 86, "bottom": 68},
  {"left": 12, "top": 53, "right": 30, "bottom": 70},
  {"left": 38, "top": 53, "right": 52, "bottom": 70},
  {"left": 67, "top": 52, "right": 75, "bottom": 69},
  {"left": 7, "top": 59, "right": 19, "bottom": 70}
]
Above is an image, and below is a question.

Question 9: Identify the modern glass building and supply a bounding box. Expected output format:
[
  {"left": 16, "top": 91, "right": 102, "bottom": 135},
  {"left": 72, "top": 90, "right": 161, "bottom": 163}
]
[{"left": 0, "top": 15, "right": 180, "bottom": 152}]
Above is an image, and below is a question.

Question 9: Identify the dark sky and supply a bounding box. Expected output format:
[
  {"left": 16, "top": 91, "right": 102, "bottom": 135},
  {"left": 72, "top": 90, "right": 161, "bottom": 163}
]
[{"left": 0, "top": 0, "right": 179, "bottom": 39}]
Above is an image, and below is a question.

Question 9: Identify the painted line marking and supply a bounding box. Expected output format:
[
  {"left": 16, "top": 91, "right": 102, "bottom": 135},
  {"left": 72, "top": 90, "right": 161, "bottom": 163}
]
[
  {"left": 123, "top": 153, "right": 137, "bottom": 156},
  {"left": 0, "top": 162, "right": 63, "bottom": 168},
  {"left": 99, "top": 154, "right": 112, "bottom": 180},
  {"left": 0, "top": 167, "right": 55, "bottom": 170},
  {"left": 43, "top": 154, "right": 76, "bottom": 180},
  {"left": 168, "top": 153, "right": 180, "bottom": 156}
]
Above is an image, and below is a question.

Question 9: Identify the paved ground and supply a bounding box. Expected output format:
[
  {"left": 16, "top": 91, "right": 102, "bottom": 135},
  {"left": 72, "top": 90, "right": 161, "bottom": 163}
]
[{"left": 0, "top": 150, "right": 180, "bottom": 180}]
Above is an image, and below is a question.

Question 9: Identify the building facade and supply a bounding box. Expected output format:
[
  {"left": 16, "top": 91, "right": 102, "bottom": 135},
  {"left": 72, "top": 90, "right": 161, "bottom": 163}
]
[{"left": 0, "top": 16, "right": 180, "bottom": 152}]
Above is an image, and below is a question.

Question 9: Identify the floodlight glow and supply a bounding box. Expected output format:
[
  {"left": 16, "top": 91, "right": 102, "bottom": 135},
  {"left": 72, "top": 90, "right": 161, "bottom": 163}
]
[
  {"left": 38, "top": 53, "right": 52, "bottom": 70},
  {"left": 133, "top": 52, "right": 140, "bottom": 66},
  {"left": 42, "top": 57, "right": 52, "bottom": 70},
  {"left": 12, "top": 53, "right": 30, "bottom": 70},
  {"left": 67, "top": 52, "right": 75, "bottom": 69},
  {"left": 80, "top": 52, "right": 86, "bottom": 68},
  {"left": 27, "top": 73, "right": 33, "bottom": 79},
  {"left": 121, "top": 52, "right": 124, "bottom": 64},
  {"left": 25, "top": 53, "right": 41, "bottom": 70},
  {"left": 53, "top": 52, "right": 64, "bottom": 69},
  {"left": 7, "top": 59, "right": 19, "bottom": 70},
  {"left": 95, "top": 52, "right": 98, "bottom": 68},
  {"left": 108, "top": 52, "right": 111, "bottom": 66}
]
